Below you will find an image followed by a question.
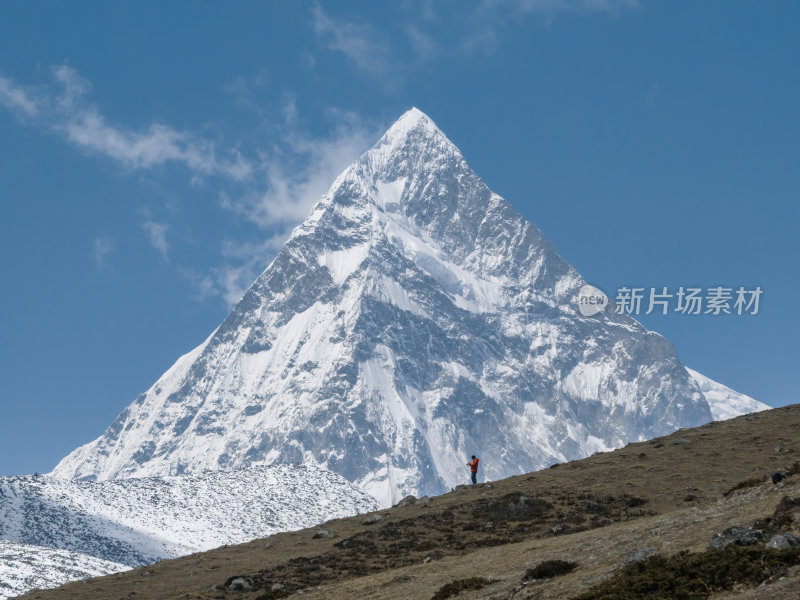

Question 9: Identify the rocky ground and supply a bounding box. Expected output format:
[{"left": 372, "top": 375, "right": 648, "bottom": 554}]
[{"left": 16, "top": 403, "right": 800, "bottom": 600}]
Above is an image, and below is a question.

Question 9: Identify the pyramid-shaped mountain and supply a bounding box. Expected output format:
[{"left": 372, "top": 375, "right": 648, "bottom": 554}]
[{"left": 53, "top": 108, "right": 724, "bottom": 506}]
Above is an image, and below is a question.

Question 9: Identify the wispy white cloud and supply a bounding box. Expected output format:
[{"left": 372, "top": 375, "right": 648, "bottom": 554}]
[
  {"left": 222, "top": 110, "right": 376, "bottom": 229},
  {"left": 143, "top": 221, "right": 169, "bottom": 259},
  {"left": 480, "top": 0, "right": 639, "bottom": 13},
  {"left": 467, "top": 0, "right": 639, "bottom": 52},
  {"left": 312, "top": 4, "right": 394, "bottom": 81},
  {"left": 312, "top": 1, "right": 638, "bottom": 80},
  {"left": 2, "top": 64, "right": 377, "bottom": 307},
  {"left": 0, "top": 66, "right": 252, "bottom": 181},
  {"left": 93, "top": 235, "right": 114, "bottom": 266},
  {"left": 206, "top": 108, "right": 376, "bottom": 306},
  {"left": 180, "top": 233, "right": 289, "bottom": 307},
  {"left": 223, "top": 69, "right": 269, "bottom": 110},
  {"left": 404, "top": 23, "right": 439, "bottom": 60},
  {"left": 0, "top": 76, "right": 39, "bottom": 117}
]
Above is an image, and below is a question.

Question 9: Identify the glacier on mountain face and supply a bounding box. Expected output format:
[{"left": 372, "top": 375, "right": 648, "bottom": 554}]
[{"left": 52, "top": 107, "right": 754, "bottom": 507}]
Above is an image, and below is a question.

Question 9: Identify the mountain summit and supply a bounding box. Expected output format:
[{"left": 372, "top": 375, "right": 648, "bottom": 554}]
[{"left": 53, "top": 108, "right": 722, "bottom": 505}]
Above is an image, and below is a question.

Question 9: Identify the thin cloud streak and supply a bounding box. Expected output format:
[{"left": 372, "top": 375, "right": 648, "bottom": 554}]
[
  {"left": 210, "top": 111, "right": 377, "bottom": 307},
  {"left": 143, "top": 221, "right": 169, "bottom": 259},
  {"left": 1, "top": 64, "right": 376, "bottom": 307},
  {"left": 222, "top": 111, "right": 376, "bottom": 229},
  {"left": 0, "top": 76, "right": 39, "bottom": 116},
  {"left": 480, "top": 0, "right": 639, "bottom": 14},
  {"left": 0, "top": 66, "right": 252, "bottom": 181},
  {"left": 93, "top": 236, "right": 114, "bottom": 266},
  {"left": 312, "top": 4, "right": 392, "bottom": 78}
]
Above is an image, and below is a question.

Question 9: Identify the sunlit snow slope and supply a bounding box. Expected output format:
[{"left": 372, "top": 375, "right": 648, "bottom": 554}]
[
  {"left": 686, "top": 367, "right": 769, "bottom": 421},
  {"left": 52, "top": 108, "right": 759, "bottom": 506},
  {"left": 0, "top": 540, "right": 126, "bottom": 600},
  {"left": 0, "top": 465, "right": 376, "bottom": 569}
]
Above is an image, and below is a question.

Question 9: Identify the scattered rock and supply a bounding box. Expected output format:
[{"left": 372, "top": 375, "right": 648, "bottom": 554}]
[
  {"left": 760, "top": 567, "right": 788, "bottom": 585},
  {"left": 766, "top": 533, "right": 800, "bottom": 550},
  {"left": 775, "top": 445, "right": 784, "bottom": 453},
  {"left": 586, "top": 501, "right": 603, "bottom": 512},
  {"left": 774, "top": 496, "right": 800, "bottom": 519},
  {"left": 361, "top": 514, "right": 386, "bottom": 525},
  {"left": 271, "top": 583, "right": 286, "bottom": 591},
  {"left": 264, "top": 540, "right": 273, "bottom": 548},
  {"left": 772, "top": 469, "right": 790, "bottom": 484},
  {"left": 621, "top": 548, "right": 656, "bottom": 567},
  {"left": 312, "top": 528, "right": 335, "bottom": 539},
  {"left": 709, "top": 526, "right": 767, "bottom": 548},
  {"left": 394, "top": 495, "right": 417, "bottom": 507},
  {"left": 417, "top": 496, "right": 430, "bottom": 505},
  {"left": 226, "top": 576, "right": 254, "bottom": 591},
  {"left": 482, "top": 483, "right": 493, "bottom": 488},
  {"left": 673, "top": 438, "right": 690, "bottom": 446},
  {"left": 636, "top": 453, "right": 646, "bottom": 459},
  {"left": 684, "top": 494, "right": 697, "bottom": 502}
]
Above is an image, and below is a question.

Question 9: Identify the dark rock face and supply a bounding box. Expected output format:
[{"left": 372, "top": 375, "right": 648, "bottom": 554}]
[
  {"left": 766, "top": 533, "right": 800, "bottom": 550},
  {"left": 772, "top": 469, "right": 790, "bottom": 484},
  {"left": 774, "top": 496, "right": 800, "bottom": 519},
  {"left": 394, "top": 495, "right": 418, "bottom": 508},
  {"left": 226, "top": 576, "right": 254, "bottom": 591},
  {"left": 312, "top": 529, "right": 336, "bottom": 539},
  {"left": 621, "top": 548, "right": 656, "bottom": 567},
  {"left": 708, "top": 526, "right": 768, "bottom": 548}
]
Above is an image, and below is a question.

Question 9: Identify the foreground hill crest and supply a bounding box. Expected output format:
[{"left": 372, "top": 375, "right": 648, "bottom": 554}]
[{"left": 53, "top": 108, "right": 716, "bottom": 505}]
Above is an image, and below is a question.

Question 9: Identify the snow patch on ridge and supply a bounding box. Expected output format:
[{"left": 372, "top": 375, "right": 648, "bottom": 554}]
[
  {"left": 686, "top": 367, "right": 770, "bottom": 421},
  {"left": 319, "top": 243, "right": 370, "bottom": 285},
  {"left": 0, "top": 465, "right": 377, "bottom": 598},
  {"left": 0, "top": 540, "right": 127, "bottom": 600}
]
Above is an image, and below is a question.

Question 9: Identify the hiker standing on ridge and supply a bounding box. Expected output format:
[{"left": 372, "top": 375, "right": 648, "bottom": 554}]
[{"left": 467, "top": 455, "right": 479, "bottom": 485}]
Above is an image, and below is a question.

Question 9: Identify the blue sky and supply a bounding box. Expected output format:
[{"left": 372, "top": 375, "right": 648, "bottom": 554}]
[{"left": 0, "top": 1, "right": 797, "bottom": 476}]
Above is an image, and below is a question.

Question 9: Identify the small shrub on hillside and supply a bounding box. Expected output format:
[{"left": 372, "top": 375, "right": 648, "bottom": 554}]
[
  {"left": 524, "top": 559, "right": 577, "bottom": 580},
  {"left": 571, "top": 546, "right": 800, "bottom": 600},
  {"left": 431, "top": 577, "right": 495, "bottom": 600},
  {"left": 723, "top": 477, "right": 763, "bottom": 496}
]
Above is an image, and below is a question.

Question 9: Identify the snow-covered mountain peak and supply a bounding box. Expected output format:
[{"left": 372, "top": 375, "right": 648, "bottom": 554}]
[
  {"left": 53, "top": 108, "right": 740, "bottom": 506},
  {"left": 377, "top": 106, "right": 444, "bottom": 149}
]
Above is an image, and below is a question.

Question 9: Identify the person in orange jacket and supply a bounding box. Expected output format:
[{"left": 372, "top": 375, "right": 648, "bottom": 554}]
[{"left": 467, "top": 455, "right": 479, "bottom": 485}]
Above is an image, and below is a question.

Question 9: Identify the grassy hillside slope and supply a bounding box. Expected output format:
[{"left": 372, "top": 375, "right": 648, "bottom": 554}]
[{"left": 18, "top": 404, "right": 800, "bottom": 600}]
